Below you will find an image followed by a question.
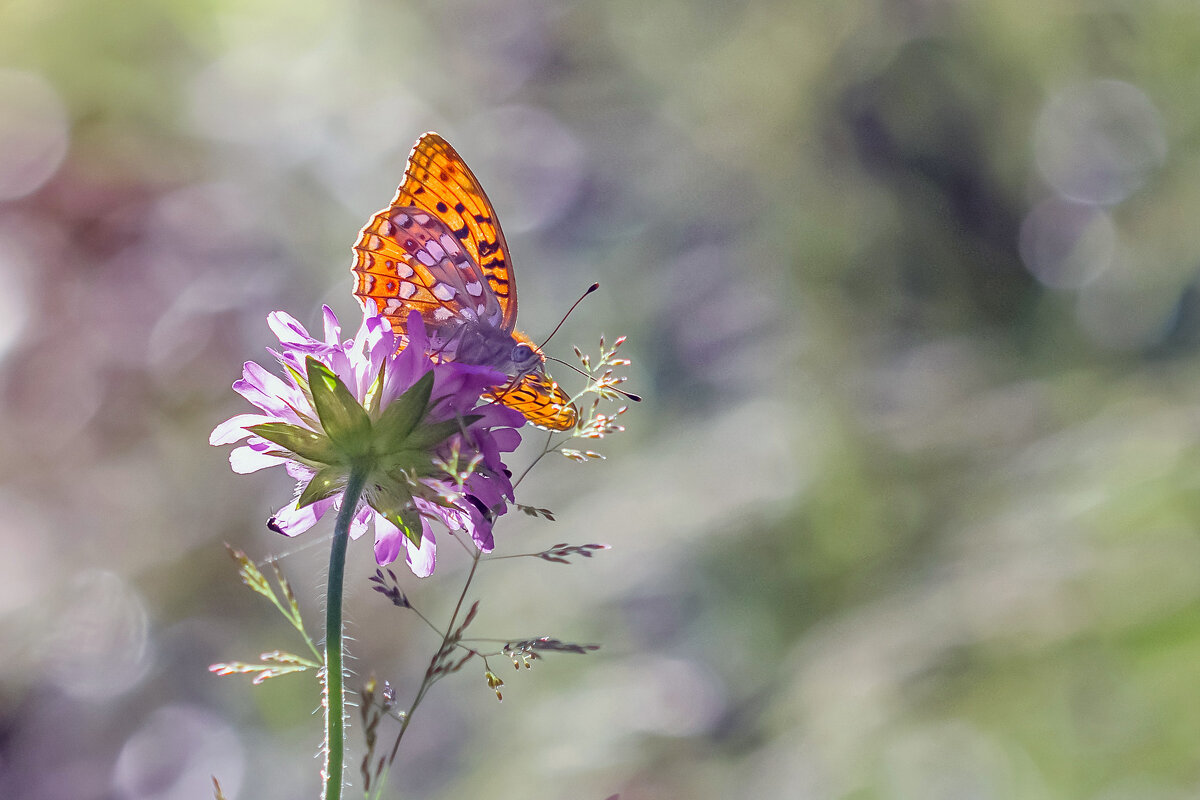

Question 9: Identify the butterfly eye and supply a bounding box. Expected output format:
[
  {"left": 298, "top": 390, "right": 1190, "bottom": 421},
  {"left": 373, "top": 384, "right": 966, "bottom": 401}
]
[{"left": 511, "top": 343, "right": 535, "bottom": 364}]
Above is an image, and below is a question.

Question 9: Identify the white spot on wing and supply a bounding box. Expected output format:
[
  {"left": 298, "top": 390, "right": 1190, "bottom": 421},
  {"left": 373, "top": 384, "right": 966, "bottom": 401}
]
[
  {"left": 413, "top": 213, "right": 430, "bottom": 225},
  {"left": 396, "top": 260, "right": 414, "bottom": 278},
  {"left": 416, "top": 250, "right": 435, "bottom": 266},
  {"left": 362, "top": 274, "right": 375, "bottom": 291},
  {"left": 433, "top": 283, "right": 456, "bottom": 301},
  {"left": 368, "top": 234, "right": 382, "bottom": 250},
  {"left": 378, "top": 220, "right": 393, "bottom": 236},
  {"left": 434, "top": 307, "right": 453, "bottom": 321},
  {"left": 399, "top": 282, "right": 418, "bottom": 299},
  {"left": 427, "top": 240, "right": 445, "bottom": 260},
  {"left": 383, "top": 299, "right": 405, "bottom": 314},
  {"left": 465, "top": 281, "right": 483, "bottom": 296},
  {"left": 393, "top": 213, "right": 410, "bottom": 227},
  {"left": 439, "top": 234, "right": 460, "bottom": 255}
]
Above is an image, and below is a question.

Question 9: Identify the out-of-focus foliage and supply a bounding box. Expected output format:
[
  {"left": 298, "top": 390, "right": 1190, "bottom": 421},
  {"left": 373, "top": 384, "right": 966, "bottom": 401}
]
[{"left": 2, "top": 0, "right": 1200, "bottom": 798}]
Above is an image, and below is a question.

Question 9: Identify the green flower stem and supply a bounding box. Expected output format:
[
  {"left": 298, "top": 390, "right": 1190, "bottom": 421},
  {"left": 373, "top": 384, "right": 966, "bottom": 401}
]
[{"left": 323, "top": 469, "right": 367, "bottom": 800}]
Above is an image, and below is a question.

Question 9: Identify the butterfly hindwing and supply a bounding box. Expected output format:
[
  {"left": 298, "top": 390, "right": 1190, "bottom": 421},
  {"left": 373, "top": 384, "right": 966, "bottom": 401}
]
[
  {"left": 493, "top": 372, "right": 578, "bottom": 431},
  {"left": 354, "top": 206, "right": 503, "bottom": 336},
  {"left": 353, "top": 219, "right": 444, "bottom": 335}
]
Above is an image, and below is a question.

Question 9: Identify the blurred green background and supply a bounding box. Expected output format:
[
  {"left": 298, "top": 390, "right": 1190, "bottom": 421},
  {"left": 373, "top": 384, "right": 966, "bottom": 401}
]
[{"left": 3, "top": 0, "right": 1200, "bottom": 798}]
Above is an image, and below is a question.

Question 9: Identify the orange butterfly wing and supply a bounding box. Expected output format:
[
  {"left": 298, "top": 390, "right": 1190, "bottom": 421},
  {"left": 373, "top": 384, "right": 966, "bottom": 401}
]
[
  {"left": 499, "top": 332, "right": 578, "bottom": 431},
  {"left": 353, "top": 133, "right": 516, "bottom": 335},
  {"left": 351, "top": 133, "right": 577, "bottom": 431},
  {"left": 501, "top": 373, "right": 578, "bottom": 431}
]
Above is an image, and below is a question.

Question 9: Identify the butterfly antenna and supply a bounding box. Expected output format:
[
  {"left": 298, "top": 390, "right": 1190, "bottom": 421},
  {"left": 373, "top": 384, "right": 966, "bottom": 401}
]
[
  {"left": 545, "top": 355, "right": 643, "bottom": 402},
  {"left": 538, "top": 282, "right": 600, "bottom": 349}
]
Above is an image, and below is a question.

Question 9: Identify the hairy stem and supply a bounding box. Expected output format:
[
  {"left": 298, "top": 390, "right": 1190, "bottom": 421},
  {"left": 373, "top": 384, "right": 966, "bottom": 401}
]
[{"left": 323, "top": 470, "right": 367, "bottom": 800}]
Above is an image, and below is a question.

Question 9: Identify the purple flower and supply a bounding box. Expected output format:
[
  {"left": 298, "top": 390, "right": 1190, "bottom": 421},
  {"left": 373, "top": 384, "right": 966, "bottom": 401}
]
[{"left": 210, "top": 307, "right": 525, "bottom": 576}]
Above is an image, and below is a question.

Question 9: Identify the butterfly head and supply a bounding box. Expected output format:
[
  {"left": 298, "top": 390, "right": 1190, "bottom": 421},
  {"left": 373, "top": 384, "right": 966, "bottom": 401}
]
[
  {"left": 446, "top": 319, "right": 542, "bottom": 378},
  {"left": 509, "top": 340, "right": 542, "bottom": 376}
]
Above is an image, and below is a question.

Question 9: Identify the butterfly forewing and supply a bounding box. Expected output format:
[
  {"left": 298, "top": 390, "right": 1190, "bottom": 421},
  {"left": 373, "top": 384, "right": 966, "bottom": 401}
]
[
  {"left": 353, "top": 134, "right": 513, "bottom": 335},
  {"left": 386, "top": 134, "right": 515, "bottom": 329},
  {"left": 351, "top": 132, "right": 578, "bottom": 431}
]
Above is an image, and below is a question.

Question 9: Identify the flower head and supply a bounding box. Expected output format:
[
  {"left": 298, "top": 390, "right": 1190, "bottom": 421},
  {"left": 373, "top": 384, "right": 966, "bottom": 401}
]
[{"left": 210, "top": 308, "right": 525, "bottom": 576}]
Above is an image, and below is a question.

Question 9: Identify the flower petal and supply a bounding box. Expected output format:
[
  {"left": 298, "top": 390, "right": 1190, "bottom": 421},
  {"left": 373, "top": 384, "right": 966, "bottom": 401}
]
[
  {"left": 234, "top": 362, "right": 307, "bottom": 423},
  {"left": 404, "top": 519, "right": 436, "bottom": 577},
  {"left": 474, "top": 404, "right": 527, "bottom": 436},
  {"left": 210, "top": 413, "right": 276, "bottom": 445},
  {"left": 349, "top": 504, "right": 372, "bottom": 540},
  {"left": 405, "top": 311, "right": 429, "bottom": 354},
  {"left": 267, "top": 310, "right": 314, "bottom": 346},
  {"left": 285, "top": 460, "right": 315, "bottom": 481},
  {"left": 372, "top": 515, "right": 405, "bottom": 565},
  {"left": 321, "top": 305, "right": 342, "bottom": 346},
  {"left": 270, "top": 494, "right": 333, "bottom": 536},
  {"left": 230, "top": 445, "right": 287, "bottom": 474},
  {"left": 467, "top": 509, "right": 495, "bottom": 552}
]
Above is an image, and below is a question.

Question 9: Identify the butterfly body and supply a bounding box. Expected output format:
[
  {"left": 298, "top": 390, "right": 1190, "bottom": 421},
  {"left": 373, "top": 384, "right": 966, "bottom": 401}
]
[
  {"left": 451, "top": 319, "right": 542, "bottom": 374},
  {"left": 352, "top": 133, "right": 578, "bottom": 430}
]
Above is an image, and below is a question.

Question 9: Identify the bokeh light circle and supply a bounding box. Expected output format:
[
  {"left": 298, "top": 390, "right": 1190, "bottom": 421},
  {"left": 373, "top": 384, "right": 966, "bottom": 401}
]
[
  {"left": 44, "top": 570, "right": 151, "bottom": 700},
  {"left": 112, "top": 705, "right": 244, "bottom": 800},
  {"left": 1018, "top": 198, "right": 1114, "bottom": 289},
  {"left": 0, "top": 69, "right": 69, "bottom": 201},
  {"left": 1034, "top": 79, "right": 1166, "bottom": 206}
]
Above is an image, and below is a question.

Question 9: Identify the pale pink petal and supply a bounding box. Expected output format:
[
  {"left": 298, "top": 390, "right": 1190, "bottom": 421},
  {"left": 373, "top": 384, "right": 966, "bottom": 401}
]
[
  {"left": 321, "top": 305, "right": 341, "bottom": 346},
  {"left": 284, "top": 461, "right": 315, "bottom": 481},
  {"left": 230, "top": 446, "right": 287, "bottom": 474},
  {"left": 404, "top": 311, "right": 428, "bottom": 353},
  {"left": 209, "top": 413, "right": 274, "bottom": 445},
  {"left": 348, "top": 505, "right": 372, "bottom": 540},
  {"left": 270, "top": 495, "right": 334, "bottom": 537},
  {"left": 372, "top": 516, "right": 405, "bottom": 565},
  {"left": 233, "top": 363, "right": 306, "bottom": 422},
  {"left": 404, "top": 520, "right": 436, "bottom": 577},
  {"left": 241, "top": 360, "right": 297, "bottom": 396},
  {"left": 267, "top": 310, "right": 313, "bottom": 346}
]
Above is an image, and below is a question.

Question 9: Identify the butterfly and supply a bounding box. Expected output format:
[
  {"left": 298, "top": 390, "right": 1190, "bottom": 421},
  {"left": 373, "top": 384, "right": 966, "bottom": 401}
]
[{"left": 350, "top": 132, "right": 578, "bottom": 431}]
